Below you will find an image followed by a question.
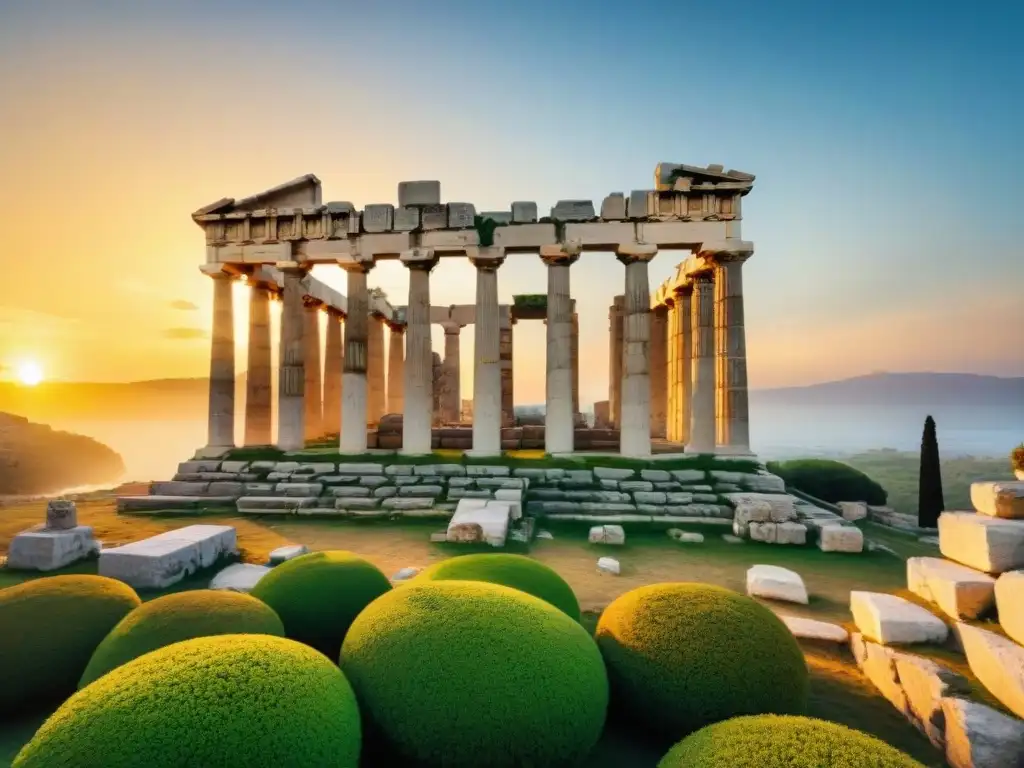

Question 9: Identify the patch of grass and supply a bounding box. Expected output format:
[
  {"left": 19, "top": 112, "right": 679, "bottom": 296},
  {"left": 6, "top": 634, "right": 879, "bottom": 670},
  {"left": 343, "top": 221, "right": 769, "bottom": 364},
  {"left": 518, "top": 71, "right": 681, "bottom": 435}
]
[{"left": 842, "top": 450, "right": 1010, "bottom": 516}]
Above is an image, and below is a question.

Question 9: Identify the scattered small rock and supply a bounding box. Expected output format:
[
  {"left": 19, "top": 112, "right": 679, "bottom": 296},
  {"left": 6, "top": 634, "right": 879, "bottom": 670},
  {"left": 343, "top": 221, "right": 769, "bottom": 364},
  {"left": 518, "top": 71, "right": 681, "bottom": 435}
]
[
  {"left": 535, "top": 530, "right": 553, "bottom": 540},
  {"left": 746, "top": 564, "right": 808, "bottom": 605},
  {"left": 721, "top": 534, "right": 744, "bottom": 544},
  {"left": 391, "top": 567, "right": 420, "bottom": 582},
  {"left": 267, "top": 544, "right": 309, "bottom": 566},
  {"left": 589, "top": 524, "right": 625, "bottom": 546},
  {"left": 597, "top": 556, "right": 620, "bottom": 575},
  {"left": 778, "top": 615, "right": 849, "bottom": 644},
  {"left": 667, "top": 528, "right": 704, "bottom": 544},
  {"left": 209, "top": 563, "right": 270, "bottom": 593}
]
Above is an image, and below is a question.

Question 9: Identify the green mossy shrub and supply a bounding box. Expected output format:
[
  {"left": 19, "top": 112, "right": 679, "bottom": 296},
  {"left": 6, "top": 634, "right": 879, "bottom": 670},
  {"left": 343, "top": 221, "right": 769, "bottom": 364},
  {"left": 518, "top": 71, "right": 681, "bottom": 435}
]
[
  {"left": 249, "top": 550, "right": 391, "bottom": 659},
  {"left": 412, "top": 553, "right": 581, "bottom": 621},
  {"left": 79, "top": 589, "right": 285, "bottom": 687},
  {"left": 14, "top": 634, "right": 361, "bottom": 768},
  {"left": 656, "top": 714, "right": 926, "bottom": 768},
  {"left": 512, "top": 293, "right": 547, "bottom": 309},
  {"left": 766, "top": 458, "right": 888, "bottom": 506},
  {"left": 340, "top": 580, "right": 608, "bottom": 767},
  {"left": 0, "top": 575, "right": 141, "bottom": 714},
  {"left": 596, "top": 583, "right": 808, "bottom": 738}
]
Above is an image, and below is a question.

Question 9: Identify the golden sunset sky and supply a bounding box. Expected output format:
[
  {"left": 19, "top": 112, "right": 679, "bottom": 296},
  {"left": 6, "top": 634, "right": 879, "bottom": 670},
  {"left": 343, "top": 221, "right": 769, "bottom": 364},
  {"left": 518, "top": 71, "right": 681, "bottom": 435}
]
[{"left": 1, "top": 1, "right": 1021, "bottom": 408}]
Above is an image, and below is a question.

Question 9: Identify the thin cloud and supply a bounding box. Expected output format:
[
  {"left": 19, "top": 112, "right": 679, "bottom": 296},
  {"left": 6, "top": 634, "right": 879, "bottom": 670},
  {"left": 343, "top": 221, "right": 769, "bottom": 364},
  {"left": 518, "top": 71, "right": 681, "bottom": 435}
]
[
  {"left": 163, "top": 327, "right": 208, "bottom": 340},
  {"left": 169, "top": 299, "right": 199, "bottom": 311}
]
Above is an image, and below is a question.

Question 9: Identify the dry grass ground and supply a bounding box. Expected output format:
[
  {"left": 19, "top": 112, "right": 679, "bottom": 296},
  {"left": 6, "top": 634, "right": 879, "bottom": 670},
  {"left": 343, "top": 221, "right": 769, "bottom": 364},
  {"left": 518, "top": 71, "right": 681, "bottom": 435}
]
[{"left": 0, "top": 496, "right": 953, "bottom": 766}]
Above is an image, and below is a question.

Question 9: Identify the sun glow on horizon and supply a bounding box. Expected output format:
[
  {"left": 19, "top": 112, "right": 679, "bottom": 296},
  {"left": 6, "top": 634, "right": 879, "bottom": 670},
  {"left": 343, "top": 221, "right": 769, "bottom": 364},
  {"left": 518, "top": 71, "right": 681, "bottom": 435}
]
[{"left": 16, "top": 360, "right": 44, "bottom": 386}]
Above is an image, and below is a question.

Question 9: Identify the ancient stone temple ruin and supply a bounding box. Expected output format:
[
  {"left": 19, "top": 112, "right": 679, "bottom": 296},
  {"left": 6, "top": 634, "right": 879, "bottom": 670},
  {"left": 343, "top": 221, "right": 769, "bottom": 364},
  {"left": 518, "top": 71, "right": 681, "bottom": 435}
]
[{"left": 193, "top": 162, "right": 754, "bottom": 458}]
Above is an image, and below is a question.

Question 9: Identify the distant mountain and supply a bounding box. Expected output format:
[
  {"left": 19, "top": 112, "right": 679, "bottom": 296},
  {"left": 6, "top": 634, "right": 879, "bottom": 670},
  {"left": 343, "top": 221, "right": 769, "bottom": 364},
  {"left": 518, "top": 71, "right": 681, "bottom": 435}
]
[
  {"left": 752, "top": 373, "right": 1024, "bottom": 408},
  {"left": 0, "top": 413, "right": 125, "bottom": 495}
]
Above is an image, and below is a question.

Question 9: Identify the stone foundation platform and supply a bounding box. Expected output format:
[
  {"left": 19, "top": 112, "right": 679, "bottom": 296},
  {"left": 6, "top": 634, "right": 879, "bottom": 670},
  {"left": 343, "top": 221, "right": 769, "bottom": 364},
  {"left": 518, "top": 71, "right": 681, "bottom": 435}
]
[{"left": 373, "top": 419, "right": 621, "bottom": 451}]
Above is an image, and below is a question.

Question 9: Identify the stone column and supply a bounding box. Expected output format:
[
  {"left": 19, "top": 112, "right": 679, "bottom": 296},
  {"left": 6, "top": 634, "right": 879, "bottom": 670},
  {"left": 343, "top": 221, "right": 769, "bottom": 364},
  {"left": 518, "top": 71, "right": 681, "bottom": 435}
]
[
  {"left": 677, "top": 285, "right": 693, "bottom": 446},
  {"left": 440, "top": 322, "right": 463, "bottom": 424},
  {"left": 322, "top": 309, "right": 343, "bottom": 436},
  {"left": 469, "top": 247, "right": 505, "bottom": 454},
  {"left": 704, "top": 241, "right": 754, "bottom": 453},
  {"left": 277, "top": 265, "right": 306, "bottom": 451},
  {"left": 243, "top": 280, "right": 272, "bottom": 446},
  {"left": 499, "top": 311, "right": 514, "bottom": 428},
  {"left": 539, "top": 244, "right": 580, "bottom": 454},
  {"left": 664, "top": 297, "right": 678, "bottom": 443},
  {"left": 387, "top": 325, "right": 405, "bottom": 414},
  {"left": 339, "top": 259, "right": 374, "bottom": 453},
  {"left": 366, "top": 314, "right": 386, "bottom": 425},
  {"left": 400, "top": 248, "right": 438, "bottom": 454},
  {"left": 608, "top": 295, "right": 624, "bottom": 429},
  {"left": 571, "top": 308, "right": 580, "bottom": 417},
  {"left": 650, "top": 305, "right": 668, "bottom": 438},
  {"left": 689, "top": 272, "right": 716, "bottom": 453},
  {"left": 617, "top": 243, "right": 657, "bottom": 458},
  {"left": 204, "top": 267, "right": 236, "bottom": 449},
  {"left": 302, "top": 300, "right": 323, "bottom": 442}
]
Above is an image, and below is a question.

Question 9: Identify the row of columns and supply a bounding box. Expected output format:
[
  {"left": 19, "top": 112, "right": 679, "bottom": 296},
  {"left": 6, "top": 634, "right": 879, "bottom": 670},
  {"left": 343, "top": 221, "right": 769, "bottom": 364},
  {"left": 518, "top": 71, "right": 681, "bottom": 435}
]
[{"left": 607, "top": 245, "right": 752, "bottom": 454}]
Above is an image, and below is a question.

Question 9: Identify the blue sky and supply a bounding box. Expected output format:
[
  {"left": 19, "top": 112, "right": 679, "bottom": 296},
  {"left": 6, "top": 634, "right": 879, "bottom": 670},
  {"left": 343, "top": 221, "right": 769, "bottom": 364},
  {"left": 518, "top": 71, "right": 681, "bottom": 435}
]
[{"left": 0, "top": 0, "right": 1021, "bottom": 399}]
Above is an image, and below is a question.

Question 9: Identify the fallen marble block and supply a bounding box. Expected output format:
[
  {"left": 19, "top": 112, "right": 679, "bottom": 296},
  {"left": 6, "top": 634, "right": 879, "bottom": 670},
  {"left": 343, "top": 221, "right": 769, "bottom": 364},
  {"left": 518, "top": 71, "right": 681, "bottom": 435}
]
[
  {"left": 99, "top": 524, "right": 238, "bottom": 590},
  {"left": 941, "top": 695, "right": 1024, "bottom": 768},
  {"left": 445, "top": 499, "right": 512, "bottom": 547},
  {"left": 778, "top": 615, "right": 848, "bottom": 644},
  {"left": 597, "top": 556, "right": 620, "bottom": 575},
  {"left": 939, "top": 512, "right": 1024, "bottom": 573},
  {"left": 957, "top": 622, "right": 1024, "bottom": 719},
  {"left": 850, "top": 591, "right": 948, "bottom": 645},
  {"left": 589, "top": 524, "right": 626, "bottom": 545},
  {"left": 906, "top": 556, "right": 996, "bottom": 620},
  {"left": 6, "top": 525, "right": 100, "bottom": 571},
  {"left": 819, "top": 524, "right": 865, "bottom": 553},
  {"left": 209, "top": 563, "right": 269, "bottom": 592},
  {"left": 995, "top": 570, "right": 1024, "bottom": 645},
  {"left": 267, "top": 544, "right": 309, "bottom": 566},
  {"left": 746, "top": 564, "right": 808, "bottom": 604},
  {"left": 971, "top": 481, "right": 1024, "bottom": 520}
]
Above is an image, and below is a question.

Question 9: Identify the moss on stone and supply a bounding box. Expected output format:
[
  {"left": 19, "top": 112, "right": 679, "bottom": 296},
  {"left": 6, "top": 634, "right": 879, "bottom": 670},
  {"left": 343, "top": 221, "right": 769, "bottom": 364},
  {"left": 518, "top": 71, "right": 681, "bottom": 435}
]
[
  {"left": 657, "top": 714, "right": 925, "bottom": 768},
  {"left": 79, "top": 589, "right": 285, "bottom": 688},
  {"left": 249, "top": 550, "right": 391, "bottom": 659},
  {"left": 596, "top": 583, "right": 808, "bottom": 738},
  {"left": 15, "top": 634, "right": 361, "bottom": 768},
  {"left": 413, "top": 553, "right": 581, "bottom": 620},
  {"left": 341, "top": 580, "right": 607, "bottom": 767},
  {"left": 0, "top": 575, "right": 141, "bottom": 714}
]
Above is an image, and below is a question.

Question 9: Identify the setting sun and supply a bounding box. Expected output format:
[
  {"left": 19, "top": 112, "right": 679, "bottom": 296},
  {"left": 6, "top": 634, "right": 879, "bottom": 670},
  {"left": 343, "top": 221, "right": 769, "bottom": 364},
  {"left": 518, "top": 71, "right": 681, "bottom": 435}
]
[{"left": 16, "top": 360, "right": 44, "bottom": 386}]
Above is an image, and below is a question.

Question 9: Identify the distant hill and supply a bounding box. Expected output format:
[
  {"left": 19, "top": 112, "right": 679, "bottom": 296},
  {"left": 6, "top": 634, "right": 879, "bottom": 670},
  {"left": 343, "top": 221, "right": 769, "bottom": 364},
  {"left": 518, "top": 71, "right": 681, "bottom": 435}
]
[
  {"left": 0, "top": 413, "right": 126, "bottom": 495},
  {"left": 751, "top": 373, "right": 1024, "bottom": 408}
]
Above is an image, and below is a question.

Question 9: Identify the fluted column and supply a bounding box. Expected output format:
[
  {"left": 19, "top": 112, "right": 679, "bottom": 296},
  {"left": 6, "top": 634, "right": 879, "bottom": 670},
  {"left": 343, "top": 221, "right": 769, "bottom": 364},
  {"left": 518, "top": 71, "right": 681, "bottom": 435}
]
[
  {"left": 571, "top": 309, "right": 580, "bottom": 417},
  {"left": 339, "top": 258, "right": 374, "bottom": 452},
  {"left": 704, "top": 241, "right": 754, "bottom": 453},
  {"left": 366, "top": 314, "right": 386, "bottom": 425},
  {"left": 322, "top": 309, "right": 343, "bottom": 436},
  {"left": 387, "top": 325, "right": 405, "bottom": 414},
  {"left": 204, "top": 267, "right": 236, "bottom": 449},
  {"left": 665, "top": 297, "right": 679, "bottom": 443},
  {"left": 277, "top": 266, "right": 306, "bottom": 451},
  {"left": 244, "top": 280, "right": 273, "bottom": 446},
  {"left": 689, "top": 272, "right": 716, "bottom": 453},
  {"left": 400, "top": 248, "right": 438, "bottom": 454},
  {"left": 617, "top": 243, "right": 657, "bottom": 458},
  {"left": 540, "top": 244, "right": 580, "bottom": 453},
  {"left": 650, "top": 305, "right": 668, "bottom": 438},
  {"left": 440, "top": 322, "right": 463, "bottom": 424},
  {"left": 469, "top": 246, "right": 505, "bottom": 454},
  {"left": 302, "top": 300, "right": 323, "bottom": 441},
  {"left": 499, "top": 311, "right": 514, "bottom": 428},
  {"left": 677, "top": 285, "right": 693, "bottom": 446},
  {"left": 608, "top": 295, "right": 624, "bottom": 429}
]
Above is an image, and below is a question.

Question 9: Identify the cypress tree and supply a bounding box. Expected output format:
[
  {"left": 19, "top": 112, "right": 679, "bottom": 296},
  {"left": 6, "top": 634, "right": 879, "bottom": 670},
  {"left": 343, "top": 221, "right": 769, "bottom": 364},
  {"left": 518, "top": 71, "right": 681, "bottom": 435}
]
[{"left": 918, "top": 415, "right": 945, "bottom": 528}]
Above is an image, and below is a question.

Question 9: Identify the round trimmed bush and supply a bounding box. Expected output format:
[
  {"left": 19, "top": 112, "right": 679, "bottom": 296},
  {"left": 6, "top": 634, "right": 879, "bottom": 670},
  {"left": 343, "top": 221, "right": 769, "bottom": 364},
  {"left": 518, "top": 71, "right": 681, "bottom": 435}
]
[
  {"left": 657, "top": 714, "right": 926, "bottom": 768},
  {"left": 249, "top": 550, "right": 391, "bottom": 658},
  {"left": 14, "top": 634, "right": 361, "bottom": 768},
  {"left": 0, "top": 575, "right": 141, "bottom": 714},
  {"left": 79, "top": 589, "right": 285, "bottom": 687},
  {"left": 341, "top": 580, "right": 608, "bottom": 767},
  {"left": 596, "top": 583, "right": 808, "bottom": 737},
  {"left": 412, "top": 553, "right": 581, "bottom": 620},
  {"left": 766, "top": 459, "right": 887, "bottom": 506}
]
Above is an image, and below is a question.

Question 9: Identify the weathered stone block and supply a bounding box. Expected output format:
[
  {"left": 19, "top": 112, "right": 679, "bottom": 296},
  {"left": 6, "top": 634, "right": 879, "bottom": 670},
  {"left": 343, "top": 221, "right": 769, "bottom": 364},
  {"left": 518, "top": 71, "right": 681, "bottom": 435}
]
[
  {"left": 746, "top": 564, "right": 807, "bottom": 604},
  {"left": 268, "top": 544, "right": 309, "bottom": 565},
  {"left": 332, "top": 497, "right": 379, "bottom": 510},
  {"left": 958, "top": 622, "right": 1024, "bottom": 719},
  {"left": 98, "top": 524, "right": 237, "bottom": 590},
  {"left": 627, "top": 190, "right": 655, "bottom": 219},
  {"left": 779, "top": 616, "right": 848, "bottom": 644},
  {"left": 420, "top": 204, "right": 447, "bottom": 230},
  {"left": 330, "top": 486, "right": 371, "bottom": 498},
  {"left": 595, "top": 467, "right": 634, "bottom": 480},
  {"left": 209, "top": 563, "right": 269, "bottom": 593},
  {"left": 392, "top": 207, "right": 420, "bottom": 231},
  {"left": 850, "top": 591, "right": 949, "bottom": 645},
  {"left": 600, "top": 193, "right": 626, "bottom": 220},
  {"left": 511, "top": 201, "right": 537, "bottom": 223},
  {"left": 972, "top": 481, "right": 1024, "bottom": 519},
  {"left": 335, "top": 463, "right": 384, "bottom": 475},
  {"left": 466, "top": 465, "right": 511, "bottom": 477},
  {"left": 398, "top": 180, "right": 441, "bottom": 207},
  {"left": 839, "top": 501, "right": 869, "bottom": 522},
  {"left": 776, "top": 521, "right": 808, "bottom": 545},
  {"left": 276, "top": 482, "right": 323, "bottom": 497},
  {"left": 550, "top": 200, "right": 595, "bottom": 221},
  {"left": 6, "top": 525, "right": 99, "bottom": 571},
  {"left": 634, "top": 491, "right": 667, "bottom": 505},
  {"left": 588, "top": 524, "right": 625, "bottom": 545},
  {"left": 362, "top": 204, "right": 394, "bottom": 233},
  {"left": 906, "top": 556, "right": 996, "bottom": 620},
  {"left": 995, "top": 570, "right": 1024, "bottom": 645},
  {"left": 819, "top": 524, "right": 864, "bottom": 553},
  {"left": 447, "top": 202, "right": 475, "bottom": 228},
  {"left": 236, "top": 496, "right": 319, "bottom": 513},
  {"left": 939, "top": 512, "right": 1024, "bottom": 573},
  {"left": 942, "top": 696, "right": 1024, "bottom": 768},
  {"left": 446, "top": 499, "right": 511, "bottom": 547},
  {"left": 150, "top": 481, "right": 210, "bottom": 496},
  {"left": 384, "top": 464, "right": 414, "bottom": 476}
]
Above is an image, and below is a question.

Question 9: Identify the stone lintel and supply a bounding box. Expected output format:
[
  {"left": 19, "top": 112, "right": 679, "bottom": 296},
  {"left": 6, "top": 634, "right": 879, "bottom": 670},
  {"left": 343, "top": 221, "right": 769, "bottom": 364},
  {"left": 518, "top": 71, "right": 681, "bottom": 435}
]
[{"left": 698, "top": 239, "right": 754, "bottom": 262}]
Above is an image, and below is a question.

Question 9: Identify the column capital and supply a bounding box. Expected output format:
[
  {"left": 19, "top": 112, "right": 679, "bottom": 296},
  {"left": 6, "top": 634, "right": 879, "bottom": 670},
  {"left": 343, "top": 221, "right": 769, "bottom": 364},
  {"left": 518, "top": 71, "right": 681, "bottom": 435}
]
[
  {"left": 615, "top": 242, "right": 658, "bottom": 265},
  {"left": 539, "top": 242, "right": 582, "bottom": 267},
  {"left": 692, "top": 270, "right": 714, "bottom": 284},
  {"left": 301, "top": 295, "right": 322, "bottom": 310},
  {"left": 325, "top": 306, "right": 345, "bottom": 319},
  {"left": 673, "top": 281, "right": 694, "bottom": 297},
  {"left": 440, "top": 321, "right": 465, "bottom": 336},
  {"left": 337, "top": 253, "right": 376, "bottom": 273},
  {"left": 273, "top": 260, "right": 309, "bottom": 277},
  {"left": 200, "top": 264, "right": 238, "bottom": 280},
  {"left": 400, "top": 247, "right": 439, "bottom": 272},
  {"left": 698, "top": 239, "right": 754, "bottom": 263},
  {"left": 467, "top": 245, "right": 506, "bottom": 272}
]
